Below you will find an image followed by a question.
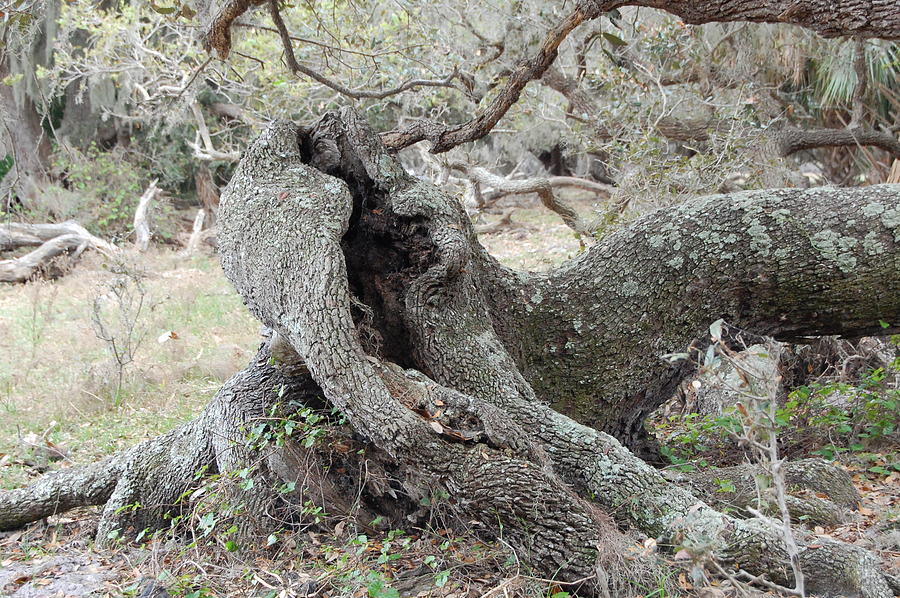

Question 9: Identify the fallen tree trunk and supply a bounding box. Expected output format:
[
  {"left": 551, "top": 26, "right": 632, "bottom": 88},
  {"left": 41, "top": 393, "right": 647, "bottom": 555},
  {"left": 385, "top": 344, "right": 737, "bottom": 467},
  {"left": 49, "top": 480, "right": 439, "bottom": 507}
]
[
  {"left": 0, "top": 221, "right": 116, "bottom": 253},
  {"left": 0, "top": 220, "right": 118, "bottom": 283},
  {"left": 1, "top": 234, "right": 96, "bottom": 283}
]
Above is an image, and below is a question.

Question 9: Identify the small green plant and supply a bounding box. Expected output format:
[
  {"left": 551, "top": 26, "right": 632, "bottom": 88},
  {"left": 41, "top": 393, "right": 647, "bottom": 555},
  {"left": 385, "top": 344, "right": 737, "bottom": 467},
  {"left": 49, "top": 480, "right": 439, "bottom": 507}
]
[
  {"left": 658, "top": 355, "right": 899, "bottom": 468},
  {"left": 0, "top": 154, "right": 13, "bottom": 184}
]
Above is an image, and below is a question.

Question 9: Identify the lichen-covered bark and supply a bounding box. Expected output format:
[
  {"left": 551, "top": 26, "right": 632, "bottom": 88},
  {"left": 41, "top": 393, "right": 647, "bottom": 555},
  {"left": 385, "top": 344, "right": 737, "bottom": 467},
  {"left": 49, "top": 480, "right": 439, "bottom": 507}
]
[
  {"left": 215, "top": 117, "right": 650, "bottom": 590},
  {"left": 238, "top": 110, "right": 893, "bottom": 597},
  {"left": 4, "top": 112, "right": 898, "bottom": 598},
  {"left": 666, "top": 458, "right": 861, "bottom": 526},
  {"left": 476, "top": 184, "right": 900, "bottom": 453}
]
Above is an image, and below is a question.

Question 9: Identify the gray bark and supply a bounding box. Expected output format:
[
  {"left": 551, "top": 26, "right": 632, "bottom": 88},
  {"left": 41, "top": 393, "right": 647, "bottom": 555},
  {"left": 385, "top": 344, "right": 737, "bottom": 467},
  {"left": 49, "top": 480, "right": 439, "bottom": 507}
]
[
  {"left": 631, "top": 0, "right": 900, "bottom": 40},
  {"left": 667, "top": 458, "right": 862, "bottom": 526},
  {"left": 477, "top": 183, "right": 900, "bottom": 454},
  {"left": 217, "top": 111, "right": 896, "bottom": 596},
  {"left": 778, "top": 125, "right": 900, "bottom": 158}
]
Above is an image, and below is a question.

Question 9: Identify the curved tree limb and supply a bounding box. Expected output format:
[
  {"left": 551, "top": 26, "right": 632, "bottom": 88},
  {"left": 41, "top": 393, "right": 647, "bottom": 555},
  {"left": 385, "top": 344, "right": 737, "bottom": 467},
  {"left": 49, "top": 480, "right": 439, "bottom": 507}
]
[
  {"left": 474, "top": 184, "right": 900, "bottom": 454},
  {"left": 0, "top": 455, "right": 123, "bottom": 530},
  {"left": 777, "top": 125, "right": 900, "bottom": 158},
  {"left": 267, "top": 0, "right": 459, "bottom": 101},
  {"left": 450, "top": 162, "right": 611, "bottom": 236},
  {"left": 379, "top": 0, "right": 610, "bottom": 152}
]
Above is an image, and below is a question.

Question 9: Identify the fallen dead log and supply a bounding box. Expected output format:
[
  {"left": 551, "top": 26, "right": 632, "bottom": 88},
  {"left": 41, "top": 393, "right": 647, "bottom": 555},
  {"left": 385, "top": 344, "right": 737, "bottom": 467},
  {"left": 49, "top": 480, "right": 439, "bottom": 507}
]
[
  {"left": 0, "top": 220, "right": 118, "bottom": 283},
  {"left": 1, "top": 234, "right": 91, "bottom": 282},
  {"left": 0, "top": 221, "right": 116, "bottom": 253},
  {"left": 134, "top": 180, "right": 160, "bottom": 252}
]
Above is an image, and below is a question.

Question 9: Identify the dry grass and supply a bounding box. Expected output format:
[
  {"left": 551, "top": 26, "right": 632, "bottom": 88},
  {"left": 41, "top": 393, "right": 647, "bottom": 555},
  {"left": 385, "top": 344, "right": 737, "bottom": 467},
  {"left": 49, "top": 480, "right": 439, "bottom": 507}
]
[
  {"left": 474, "top": 195, "right": 601, "bottom": 271},
  {"left": 0, "top": 249, "right": 259, "bottom": 489}
]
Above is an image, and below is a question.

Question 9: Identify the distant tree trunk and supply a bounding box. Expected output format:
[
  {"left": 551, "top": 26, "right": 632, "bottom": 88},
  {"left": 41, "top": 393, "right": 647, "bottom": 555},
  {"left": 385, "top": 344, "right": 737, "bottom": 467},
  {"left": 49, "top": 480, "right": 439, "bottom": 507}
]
[
  {"left": 0, "top": 49, "right": 51, "bottom": 203},
  {"left": 194, "top": 165, "right": 220, "bottom": 226}
]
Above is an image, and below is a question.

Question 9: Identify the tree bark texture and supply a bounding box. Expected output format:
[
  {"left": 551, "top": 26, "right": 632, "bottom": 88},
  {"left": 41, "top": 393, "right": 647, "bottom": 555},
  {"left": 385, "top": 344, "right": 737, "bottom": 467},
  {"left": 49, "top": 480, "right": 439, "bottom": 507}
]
[
  {"left": 478, "top": 183, "right": 900, "bottom": 453},
  {"left": 2, "top": 112, "right": 899, "bottom": 597},
  {"left": 214, "top": 110, "right": 898, "bottom": 596},
  {"left": 633, "top": 0, "right": 900, "bottom": 40},
  {"left": 778, "top": 125, "right": 900, "bottom": 158},
  {"left": 0, "top": 50, "right": 51, "bottom": 202}
]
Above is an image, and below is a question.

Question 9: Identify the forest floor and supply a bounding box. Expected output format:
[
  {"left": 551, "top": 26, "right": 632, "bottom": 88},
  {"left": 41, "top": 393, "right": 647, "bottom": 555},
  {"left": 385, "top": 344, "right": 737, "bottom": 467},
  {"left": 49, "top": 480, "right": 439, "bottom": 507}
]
[{"left": 0, "top": 197, "right": 897, "bottom": 597}]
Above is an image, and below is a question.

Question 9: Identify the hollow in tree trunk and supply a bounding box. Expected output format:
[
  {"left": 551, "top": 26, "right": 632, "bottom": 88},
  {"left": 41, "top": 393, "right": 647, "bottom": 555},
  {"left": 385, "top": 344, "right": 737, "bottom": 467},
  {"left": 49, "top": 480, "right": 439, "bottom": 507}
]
[{"left": 2, "top": 110, "right": 899, "bottom": 597}]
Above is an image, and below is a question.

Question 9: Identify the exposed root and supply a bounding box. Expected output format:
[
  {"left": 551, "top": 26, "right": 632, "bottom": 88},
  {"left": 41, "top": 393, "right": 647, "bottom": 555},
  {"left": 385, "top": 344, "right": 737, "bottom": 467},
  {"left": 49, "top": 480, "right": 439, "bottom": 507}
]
[
  {"left": 0, "top": 454, "right": 123, "bottom": 531},
  {"left": 664, "top": 458, "right": 860, "bottom": 526}
]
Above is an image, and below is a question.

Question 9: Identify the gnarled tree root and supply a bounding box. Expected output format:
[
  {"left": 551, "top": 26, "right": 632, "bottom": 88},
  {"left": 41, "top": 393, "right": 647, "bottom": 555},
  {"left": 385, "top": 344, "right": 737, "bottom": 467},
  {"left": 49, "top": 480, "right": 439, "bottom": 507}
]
[
  {"left": 3, "top": 112, "right": 898, "bottom": 598},
  {"left": 665, "top": 458, "right": 861, "bottom": 526}
]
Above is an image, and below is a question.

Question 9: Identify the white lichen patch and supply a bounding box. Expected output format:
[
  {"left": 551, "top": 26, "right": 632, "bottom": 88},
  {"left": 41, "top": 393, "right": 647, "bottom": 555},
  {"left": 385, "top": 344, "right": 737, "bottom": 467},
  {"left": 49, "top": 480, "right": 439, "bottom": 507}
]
[
  {"left": 771, "top": 208, "right": 791, "bottom": 223},
  {"left": 746, "top": 222, "right": 772, "bottom": 257},
  {"left": 863, "top": 232, "right": 886, "bottom": 256},
  {"left": 862, "top": 202, "right": 885, "bottom": 217},
  {"left": 810, "top": 230, "right": 859, "bottom": 272},
  {"left": 881, "top": 207, "right": 900, "bottom": 241}
]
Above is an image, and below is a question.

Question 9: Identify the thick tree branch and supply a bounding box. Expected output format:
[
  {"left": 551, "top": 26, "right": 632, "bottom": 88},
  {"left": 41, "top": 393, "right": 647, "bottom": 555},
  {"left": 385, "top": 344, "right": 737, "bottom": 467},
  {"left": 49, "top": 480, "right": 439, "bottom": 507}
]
[
  {"left": 776, "top": 38, "right": 900, "bottom": 159},
  {"left": 200, "top": 0, "right": 260, "bottom": 59},
  {"left": 478, "top": 184, "right": 900, "bottom": 453},
  {"left": 777, "top": 125, "right": 900, "bottom": 157},
  {"left": 267, "top": 0, "right": 458, "bottom": 100},
  {"left": 0, "top": 455, "right": 123, "bottom": 529},
  {"left": 632, "top": 0, "right": 900, "bottom": 40}
]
